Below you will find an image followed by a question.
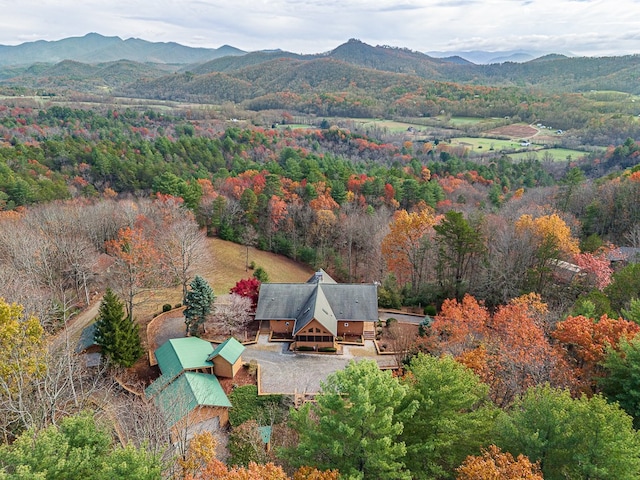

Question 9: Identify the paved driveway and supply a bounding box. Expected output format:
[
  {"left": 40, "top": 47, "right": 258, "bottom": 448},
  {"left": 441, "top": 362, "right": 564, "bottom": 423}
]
[{"left": 242, "top": 335, "right": 396, "bottom": 395}]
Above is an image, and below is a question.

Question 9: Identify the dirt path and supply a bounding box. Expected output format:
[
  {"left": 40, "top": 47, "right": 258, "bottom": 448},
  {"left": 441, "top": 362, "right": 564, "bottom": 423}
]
[{"left": 50, "top": 296, "right": 102, "bottom": 351}]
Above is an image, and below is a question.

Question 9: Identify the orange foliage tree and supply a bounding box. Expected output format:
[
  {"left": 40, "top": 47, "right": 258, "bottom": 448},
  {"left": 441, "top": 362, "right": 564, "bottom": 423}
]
[
  {"left": 432, "top": 294, "right": 573, "bottom": 405},
  {"left": 381, "top": 207, "right": 437, "bottom": 293},
  {"left": 105, "top": 218, "right": 159, "bottom": 319},
  {"left": 185, "top": 461, "right": 338, "bottom": 480},
  {"left": 553, "top": 314, "right": 640, "bottom": 391},
  {"left": 456, "top": 445, "right": 543, "bottom": 480}
]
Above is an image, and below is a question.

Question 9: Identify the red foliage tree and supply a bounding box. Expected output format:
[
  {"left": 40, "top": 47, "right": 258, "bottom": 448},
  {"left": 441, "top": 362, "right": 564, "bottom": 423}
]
[{"left": 230, "top": 277, "right": 261, "bottom": 309}]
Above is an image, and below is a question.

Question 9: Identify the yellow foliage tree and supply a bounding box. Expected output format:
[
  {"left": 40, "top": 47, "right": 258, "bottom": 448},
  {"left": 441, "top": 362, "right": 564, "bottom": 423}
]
[
  {"left": 178, "top": 431, "right": 218, "bottom": 478},
  {"left": 515, "top": 213, "right": 580, "bottom": 257},
  {"left": 0, "top": 298, "right": 45, "bottom": 392},
  {"left": 381, "top": 207, "right": 437, "bottom": 292}
]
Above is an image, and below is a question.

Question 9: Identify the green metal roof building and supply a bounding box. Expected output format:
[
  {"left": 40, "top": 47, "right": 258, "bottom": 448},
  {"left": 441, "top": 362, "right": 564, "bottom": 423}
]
[{"left": 145, "top": 336, "right": 233, "bottom": 430}]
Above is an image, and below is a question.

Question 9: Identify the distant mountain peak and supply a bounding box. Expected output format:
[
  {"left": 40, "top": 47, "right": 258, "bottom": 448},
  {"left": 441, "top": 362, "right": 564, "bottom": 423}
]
[{"left": 0, "top": 33, "right": 245, "bottom": 66}]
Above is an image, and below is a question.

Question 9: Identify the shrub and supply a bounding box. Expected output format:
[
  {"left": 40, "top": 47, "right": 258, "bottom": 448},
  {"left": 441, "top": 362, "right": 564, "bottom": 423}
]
[
  {"left": 318, "top": 347, "right": 337, "bottom": 353},
  {"left": 174, "top": 303, "right": 182, "bottom": 308},
  {"left": 424, "top": 305, "right": 437, "bottom": 316},
  {"left": 247, "top": 359, "right": 258, "bottom": 377},
  {"left": 386, "top": 317, "right": 397, "bottom": 328},
  {"left": 162, "top": 303, "right": 172, "bottom": 312},
  {"left": 297, "top": 345, "right": 314, "bottom": 351},
  {"left": 253, "top": 266, "right": 269, "bottom": 283},
  {"left": 228, "top": 385, "right": 284, "bottom": 427}
]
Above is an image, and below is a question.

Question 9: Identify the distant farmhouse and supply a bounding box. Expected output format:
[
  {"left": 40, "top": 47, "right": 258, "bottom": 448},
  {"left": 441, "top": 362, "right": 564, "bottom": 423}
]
[{"left": 255, "top": 269, "right": 378, "bottom": 350}]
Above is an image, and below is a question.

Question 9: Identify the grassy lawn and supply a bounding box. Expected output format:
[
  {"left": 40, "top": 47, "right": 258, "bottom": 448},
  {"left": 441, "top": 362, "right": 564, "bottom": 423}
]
[
  {"left": 446, "top": 116, "right": 494, "bottom": 126},
  {"left": 354, "top": 118, "right": 423, "bottom": 133},
  {"left": 508, "top": 147, "right": 595, "bottom": 162}
]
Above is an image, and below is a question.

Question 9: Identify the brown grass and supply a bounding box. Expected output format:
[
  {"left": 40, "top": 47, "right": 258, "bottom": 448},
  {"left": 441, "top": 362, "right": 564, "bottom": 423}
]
[
  {"left": 135, "top": 237, "right": 314, "bottom": 326},
  {"left": 486, "top": 124, "right": 538, "bottom": 139}
]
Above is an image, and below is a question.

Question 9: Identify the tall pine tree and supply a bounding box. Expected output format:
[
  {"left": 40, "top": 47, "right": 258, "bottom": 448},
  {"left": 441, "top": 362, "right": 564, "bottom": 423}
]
[
  {"left": 94, "top": 288, "right": 143, "bottom": 368},
  {"left": 184, "top": 275, "right": 215, "bottom": 336}
]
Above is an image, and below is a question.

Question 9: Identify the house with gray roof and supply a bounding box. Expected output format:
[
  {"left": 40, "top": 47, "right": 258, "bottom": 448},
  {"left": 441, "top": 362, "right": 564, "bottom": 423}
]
[{"left": 255, "top": 269, "right": 378, "bottom": 349}]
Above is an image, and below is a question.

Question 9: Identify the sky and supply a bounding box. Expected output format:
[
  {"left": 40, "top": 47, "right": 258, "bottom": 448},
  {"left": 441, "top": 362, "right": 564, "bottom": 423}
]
[{"left": 1, "top": 0, "right": 639, "bottom": 57}]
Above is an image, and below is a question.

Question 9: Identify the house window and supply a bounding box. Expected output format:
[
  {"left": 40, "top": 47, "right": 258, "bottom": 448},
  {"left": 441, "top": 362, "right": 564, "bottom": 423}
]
[
  {"left": 315, "top": 328, "right": 321, "bottom": 333},
  {"left": 344, "top": 322, "right": 349, "bottom": 327},
  {"left": 285, "top": 322, "right": 290, "bottom": 326}
]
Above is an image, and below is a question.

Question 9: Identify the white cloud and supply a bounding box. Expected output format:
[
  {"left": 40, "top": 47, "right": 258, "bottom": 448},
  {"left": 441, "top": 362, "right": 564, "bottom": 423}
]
[{"left": 0, "top": 0, "right": 638, "bottom": 56}]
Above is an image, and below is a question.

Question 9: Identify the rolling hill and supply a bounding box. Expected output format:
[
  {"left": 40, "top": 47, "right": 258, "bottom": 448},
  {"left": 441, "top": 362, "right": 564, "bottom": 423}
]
[
  {"left": 1, "top": 35, "right": 640, "bottom": 105},
  {"left": 0, "top": 32, "right": 245, "bottom": 66}
]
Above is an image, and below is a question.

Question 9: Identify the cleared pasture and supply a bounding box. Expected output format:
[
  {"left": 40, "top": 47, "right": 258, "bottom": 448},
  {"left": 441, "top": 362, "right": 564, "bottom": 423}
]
[
  {"left": 447, "top": 136, "right": 526, "bottom": 152},
  {"left": 508, "top": 148, "right": 594, "bottom": 162},
  {"left": 446, "top": 116, "right": 495, "bottom": 126}
]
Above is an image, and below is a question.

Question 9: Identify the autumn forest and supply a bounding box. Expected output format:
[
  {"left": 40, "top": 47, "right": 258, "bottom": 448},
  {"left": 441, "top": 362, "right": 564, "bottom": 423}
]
[{"left": 1, "top": 37, "right": 640, "bottom": 479}]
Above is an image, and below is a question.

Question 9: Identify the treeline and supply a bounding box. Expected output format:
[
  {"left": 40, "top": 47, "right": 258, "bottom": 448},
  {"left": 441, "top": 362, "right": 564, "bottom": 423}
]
[
  {"left": 120, "top": 61, "right": 640, "bottom": 140},
  {"left": 1, "top": 105, "right": 639, "bottom": 294}
]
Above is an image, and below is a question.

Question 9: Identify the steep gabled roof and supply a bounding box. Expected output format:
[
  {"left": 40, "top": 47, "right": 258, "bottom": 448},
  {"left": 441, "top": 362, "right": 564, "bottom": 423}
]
[
  {"left": 256, "top": 276, "right": 378, "bottom": 334},
  {"left": 320, "top": 284, "right": 379, "bottom": 321},
  {"left": 306, "top": 268, "right": 337, "bottom": 284},
  {"left": 207, "top": 337, "right": 245, "bottom": 364},
  {"left": 293, "top": 284, "right": 337, "bottom": 335},
  {"left": 154, "top": 337, "right": 214, "bottom": 379},
  {"left": 255, "top": 284, "right": 316, "bottom": 320},
  {"left": 152, "top": 371, "right": 231, "bottom": 426}
]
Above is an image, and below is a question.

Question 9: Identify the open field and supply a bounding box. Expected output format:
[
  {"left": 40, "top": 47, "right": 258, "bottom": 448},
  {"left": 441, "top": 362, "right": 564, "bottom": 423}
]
[
  {"left": 446, "top": 116, "right": 499, "bottom": 127},
  {"left": 354, "top": 118, "right": 429, "bottom": 133},
  {"left": 485, "top": 123, "right": 539, "bottom": 139},
  {"left": 448, "top": 136, "right": 526, "bottom": 152},
  {"left": 508, "top": 147, "right": 595, "bottom": 162},
  {"left": 136, "top": 236, "right": 314, "bottom": 322}
]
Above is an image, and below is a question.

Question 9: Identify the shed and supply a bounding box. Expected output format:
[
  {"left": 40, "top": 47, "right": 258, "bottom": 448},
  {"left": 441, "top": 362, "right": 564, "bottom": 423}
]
[{"left": 207, "top": 337, "right": 246, "bottom": 378}]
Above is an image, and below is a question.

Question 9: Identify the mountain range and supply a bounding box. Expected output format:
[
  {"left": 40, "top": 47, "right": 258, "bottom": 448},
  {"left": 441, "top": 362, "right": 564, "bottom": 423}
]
[
  {"left": 0, "top": 33, "right": 557, "bottom": 67},
  {"left": 1, "top": 34, "right": 639, "bottom": 101},
  {"left": 0, "top": 33, "right": 245, "bottom": 67}
]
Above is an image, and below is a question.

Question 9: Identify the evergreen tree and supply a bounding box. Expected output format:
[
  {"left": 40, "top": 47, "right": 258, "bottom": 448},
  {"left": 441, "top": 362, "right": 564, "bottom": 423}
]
[
  {"left": 400, "top": 354, "right": 498, "bottom": 479},
  {"left": 284, "top": 360, "right": 416, "bottom": 479},
  {"left": 599, "top": 335, "right": 640, "bottom": 427},
  {"left": 498, "top": 384, "right": 640, "bottom": 480},
  {"left": 252, "top": 266, "right": 269, "bottom": 283},
  {"left": 94, "top": 288, "right": 143, "bottom": 368},
  {"left": 0, "top": 411, "right": 161, "bottom": 479},
  {"left": 184, "top": 275, "right": 215, "bottom": 336},
  {"left": 621, "top": 298, "right": 640, "bottom": 324},
  {"left": 434, "top": 210, "right": 485, "bottom": 301}
]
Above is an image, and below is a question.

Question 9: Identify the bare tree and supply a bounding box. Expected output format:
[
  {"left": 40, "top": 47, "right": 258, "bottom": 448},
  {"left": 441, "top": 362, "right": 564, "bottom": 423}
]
[
  {"left": 206, "top": 294, "right": 252, "bottom": 339},
  {"left": 156, "top": 213, "right": 206, "bottom": 303},
  {"left": 625, "top": 223, "right": 640, "bottom": 248},
  {"left": 388, "top": 322, "right": 417, "bottom": 369}
]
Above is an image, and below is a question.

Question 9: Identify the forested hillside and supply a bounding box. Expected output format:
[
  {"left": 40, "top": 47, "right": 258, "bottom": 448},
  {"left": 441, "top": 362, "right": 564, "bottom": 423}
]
[{"left": 1, "top": 34, "right": 640, "bottom": 479}]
